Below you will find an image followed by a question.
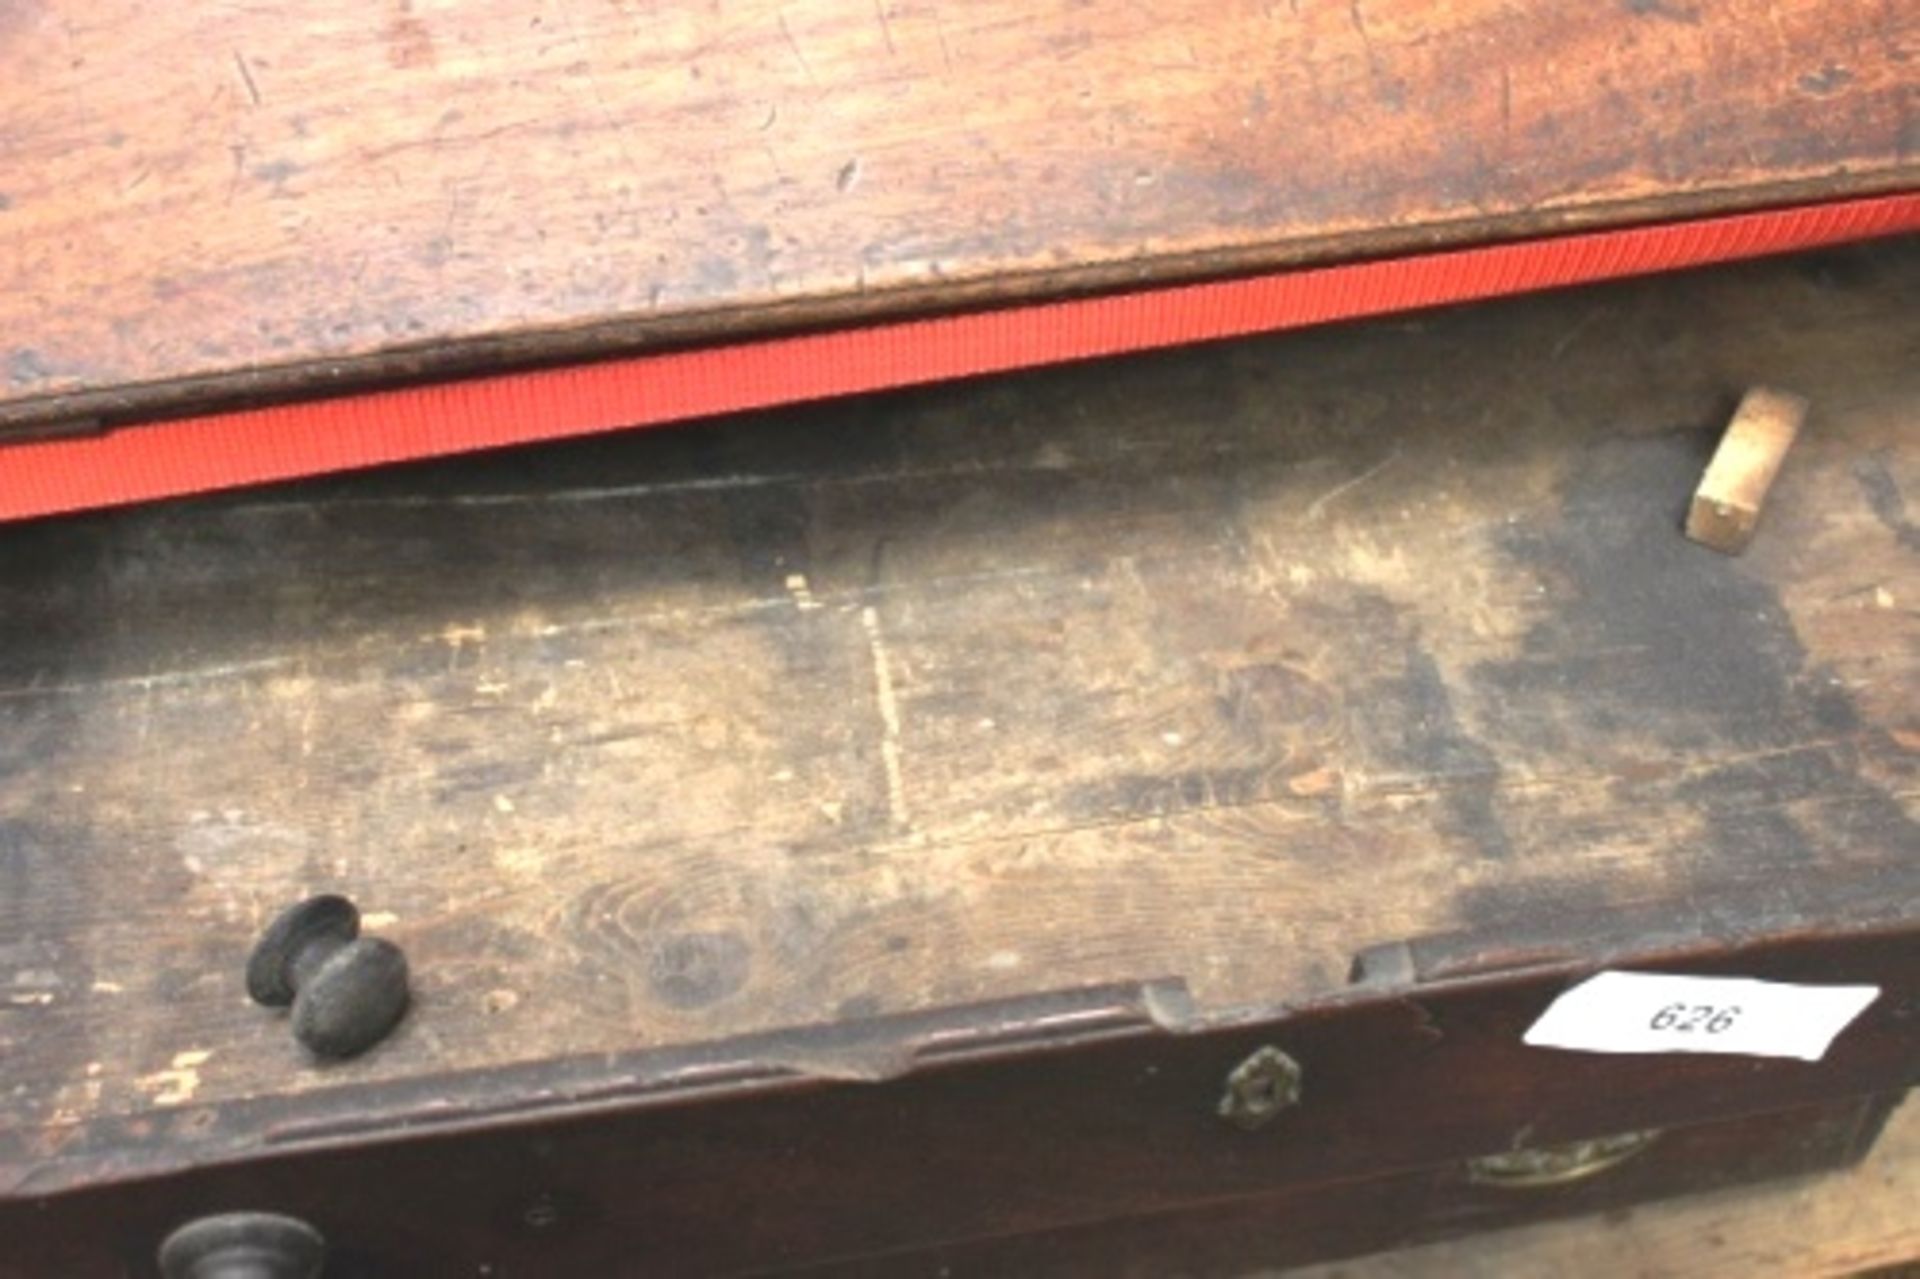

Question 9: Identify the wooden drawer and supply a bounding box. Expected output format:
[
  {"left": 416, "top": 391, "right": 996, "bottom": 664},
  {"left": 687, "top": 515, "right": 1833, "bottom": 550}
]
[
  {"left": 3, "top": 896, "right": 1913, "bottom": 1276},
  {"left": 2, "top": 243, "right": 1916, "bottom": 1275},
  {"left": 823, "top": 1093, "right": 1910, "bottom": 1278}
]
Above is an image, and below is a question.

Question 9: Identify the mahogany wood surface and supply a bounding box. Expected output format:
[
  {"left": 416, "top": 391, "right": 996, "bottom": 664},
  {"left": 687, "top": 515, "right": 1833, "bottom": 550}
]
[{"left": 1, "top": 0, "right": 1914, "bottom": 429}]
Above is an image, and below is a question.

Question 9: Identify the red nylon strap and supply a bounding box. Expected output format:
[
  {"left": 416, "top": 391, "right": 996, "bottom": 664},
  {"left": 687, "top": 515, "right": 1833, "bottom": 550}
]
[{"left": 4, "top": 192, "right": 1916, "bottom": 521}]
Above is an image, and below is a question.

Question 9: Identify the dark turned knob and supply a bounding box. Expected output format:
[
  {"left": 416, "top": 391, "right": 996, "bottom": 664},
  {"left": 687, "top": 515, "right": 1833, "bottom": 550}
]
[
  {"left": 159, "top": 1212, "right": 325, "bottom": 1279},
  {"left": 248, "top": 895, "right": 409, "bottom": 1059}
]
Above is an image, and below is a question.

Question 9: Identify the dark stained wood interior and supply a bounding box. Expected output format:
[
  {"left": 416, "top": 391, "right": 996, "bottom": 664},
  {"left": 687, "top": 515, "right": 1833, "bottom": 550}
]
[{"left": 2, "top": 0, "right": 1915, "bottom": 429}]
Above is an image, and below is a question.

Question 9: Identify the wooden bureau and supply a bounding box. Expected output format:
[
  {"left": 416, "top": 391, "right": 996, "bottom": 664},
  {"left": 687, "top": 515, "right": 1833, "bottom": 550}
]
[{"left": 2, "top": 240, "right": 1915, "bottom": 1274}]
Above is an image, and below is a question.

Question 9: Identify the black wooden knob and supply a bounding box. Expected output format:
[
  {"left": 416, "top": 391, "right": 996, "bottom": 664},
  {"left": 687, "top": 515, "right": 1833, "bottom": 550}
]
[
  {"left": 248, "top": 895, "right": 410, "bottom": 1059},
  {"left": 159, "top": 1212, "right": 325, "bottom": 1279}
]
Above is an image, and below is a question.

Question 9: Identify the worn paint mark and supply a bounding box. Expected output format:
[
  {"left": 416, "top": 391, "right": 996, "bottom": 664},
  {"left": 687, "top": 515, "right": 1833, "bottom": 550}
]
[
  {"left": 861, "top": 606, "right": 910, "bottom": 829},
  {"left": 785, "top": 573, "right": 822, "bottom": 611},
  {"left": 137, "top": 1050, "right": 213, "bottom": 1107},
  {"left": 441, "top": 623, "right": 487, "bottom": 648}
]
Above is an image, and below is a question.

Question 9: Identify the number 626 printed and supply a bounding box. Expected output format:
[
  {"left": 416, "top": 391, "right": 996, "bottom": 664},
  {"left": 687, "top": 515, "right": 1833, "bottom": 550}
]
[
  {"left": 1648, "top": 1003, "right": 1740, "bottom": 1034},
  {"left": 1524, "top": 972, "right": 1878, "bottom": 1061}
]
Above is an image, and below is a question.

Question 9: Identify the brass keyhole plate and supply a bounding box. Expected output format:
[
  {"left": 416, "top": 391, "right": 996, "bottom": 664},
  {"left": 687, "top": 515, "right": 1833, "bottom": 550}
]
[{"left": 1218, "top": 1045, "right": 1303, "bottom": 1132}]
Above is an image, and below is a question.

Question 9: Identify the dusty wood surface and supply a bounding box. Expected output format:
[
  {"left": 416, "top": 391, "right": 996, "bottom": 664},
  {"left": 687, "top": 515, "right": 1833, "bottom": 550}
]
[
  {"left": 1279, "top": 1092, "right": 1919, "bottom": 1279},
  {"left": 0, "top": 241, "right": 1916, "bottom": 1153},
  {"left": 1, "top": 0, "right": 1916, "bottom": 430}
]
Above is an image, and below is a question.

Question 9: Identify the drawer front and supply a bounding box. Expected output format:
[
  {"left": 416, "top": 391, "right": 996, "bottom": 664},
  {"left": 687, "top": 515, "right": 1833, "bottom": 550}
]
[
  {"left": 817, "top": 1092, "right": 1905, "bottom": 1278},
  {"left": 3, "top": 916, "right": 1912, "bottom": 1278}
]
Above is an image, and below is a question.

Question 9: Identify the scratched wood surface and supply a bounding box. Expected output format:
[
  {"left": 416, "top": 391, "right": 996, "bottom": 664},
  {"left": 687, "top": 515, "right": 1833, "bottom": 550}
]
[
  {"left": 1, "top": 0, "right": 1916, "bottom": 430},
  {"left": 0, "top": 241, "right": 1916, "bottom": 1146}
]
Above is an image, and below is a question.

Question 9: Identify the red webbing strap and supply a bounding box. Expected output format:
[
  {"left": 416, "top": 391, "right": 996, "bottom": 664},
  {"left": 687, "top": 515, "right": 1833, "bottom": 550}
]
[{"left": 3, "top": 192, "right": 1916, "bottom": 521}]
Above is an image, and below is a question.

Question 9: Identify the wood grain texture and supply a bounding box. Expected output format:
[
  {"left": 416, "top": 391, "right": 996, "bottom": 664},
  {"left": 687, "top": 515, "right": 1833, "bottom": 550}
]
[
  {"left": 0, "top": 242, "right": 1916, "bottom": 1155},
  {"left": 1277, "top": 1094, "right": 1919, "bottom": 1279},
  {"left": 0, "top": 0, "right": 1915, "bottom": 428}
]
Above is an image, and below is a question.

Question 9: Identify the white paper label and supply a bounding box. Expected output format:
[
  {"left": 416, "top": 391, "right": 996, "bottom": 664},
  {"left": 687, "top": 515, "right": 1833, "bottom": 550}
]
[{"left": 1523, "top": 971, "right": 1879, "bottom": 1062}]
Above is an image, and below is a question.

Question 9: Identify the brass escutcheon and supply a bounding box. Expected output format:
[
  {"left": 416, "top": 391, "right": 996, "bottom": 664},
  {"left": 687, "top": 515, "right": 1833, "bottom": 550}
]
[{"left": 1218, "top": 1046, "right": 1303, "bottom": 1132}]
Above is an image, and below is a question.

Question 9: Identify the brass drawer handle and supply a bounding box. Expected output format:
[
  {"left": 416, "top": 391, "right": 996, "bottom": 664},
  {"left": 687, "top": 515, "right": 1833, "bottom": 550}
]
[{"left": 1466, "top": 1128, "right": 1662, "bottom": 1188}]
